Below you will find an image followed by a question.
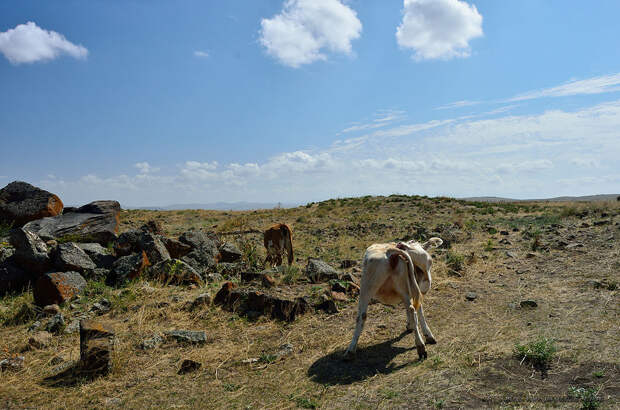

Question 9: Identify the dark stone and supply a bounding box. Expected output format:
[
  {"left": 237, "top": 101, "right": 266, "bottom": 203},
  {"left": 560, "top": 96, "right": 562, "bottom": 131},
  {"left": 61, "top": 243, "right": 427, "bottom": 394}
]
[
  {"left": 315, "top": 296, "right": 338, "bottom": 314},
  {"left": 165, "top": 330, "right": 207, "bottom": 344},
  {"left": 178, "top": 359, "right": 201, "bottom": 374},
  {"left": 0, "top": 355, "right": 24, "bottom": 372},
  {"left": 114, "top": 230, "right": 143, "bottom": 256},
  {"left": 110, "top": 251, "right": 150, "bottom": 285},
  {"left": 54, "top": 242, "right": 96, "bottom": 272},
  {"left": 0, "top": 246, "right": 14, "bottom": 264},
  {"left": 23, "top": 212, "right": 119, "bottom": 245},
  {"left": 520, "top": 300, "right": 538, "bottom": 308},
  {"left": 465, "top": 292, "right": 477, "bottom": 301},
  {"left": 593, "top": 220, "right": 610, "bottom": 226},
  {"left": 77, "top": 200, "right": 120, "bottom": 217},
  {"left": 0, "top": 259, "right": 33, "bottom": 296},
  {"left": 213, "top": 282, "right": 237, "bottom": 306},
  {"left": 45, "top": 313, "right": 66, "bottom": 334},
  {"left": 9, "top": 228, "right": 51, "bottom": 274},
  {"left": 262, "top": 274, "right": 276, "bottom": 288},
  {"left": 62, "top": 207, "right": 78, "bottom": 214},
  {"left": 33, "top": 271, "right": 87, "bottom": 306},
  {"left": 219, "top": 242, "right": 242, "bottom": 263},
  {"left": 331, "top": 281, "right": 348, "bottom": 293},
  {"left": 90, "top": 299, "right": 111, "bottom": 315},
  {"left": 340, "top": 259, "right": 357, "bottom": 269},
  {"left": 140, "top": 232, "right": 170, "bottom": 265},
  {"left": 158, "top": 236, "right": 192, "bottom": 259},
  {"left": 179, "top": 230, "right": 220, "bottom": 250},
  {"left": 140, "top": 220, "right": 164, "bottom": 235},
  {"left": 149, "top": 259, "right": 202, "bottom": 285},
  {"left": 0, "top": 181, "right": 63, "bottom": 226},
  {"left": 79, "top": 320, "right": 114, "bottom": 376},
  {"left": 179, "top": 231, "right": 220, "bottom": 274},
  {"left": 187, "top": 293, "right": 211, "bottom": 310},
  {"left": 77, "top": 243, "right": 115, "bottom": 269},
  {"left": 305, "top": 258, "right": 340, "bottom": 283}
]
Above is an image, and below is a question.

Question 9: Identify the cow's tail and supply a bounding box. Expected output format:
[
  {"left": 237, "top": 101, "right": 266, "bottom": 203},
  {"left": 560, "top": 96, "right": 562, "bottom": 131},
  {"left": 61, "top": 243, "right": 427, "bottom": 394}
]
[
  {"left": 422, "top": 237, "right": 443, "bottom": 250},
  {"left": 389, "top": 248, "right": 422, "bottom": 310},
  {"left": 281, "top": 224, "right": 294, "bottom": 265}
]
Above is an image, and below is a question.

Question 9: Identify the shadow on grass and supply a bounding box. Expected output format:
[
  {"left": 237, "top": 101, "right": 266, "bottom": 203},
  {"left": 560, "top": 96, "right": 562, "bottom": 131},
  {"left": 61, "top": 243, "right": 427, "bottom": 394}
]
[
  {"left": 40, "top": 361, "right": 106, "bottom": 387},
  {"left": 307, "top": 331, "right": 419, "bottom": 385}
]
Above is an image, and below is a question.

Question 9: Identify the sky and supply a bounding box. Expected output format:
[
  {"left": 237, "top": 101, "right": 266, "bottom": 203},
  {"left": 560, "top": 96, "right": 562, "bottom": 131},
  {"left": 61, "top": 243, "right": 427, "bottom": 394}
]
[{"left": 1, "top": 0, "right": 619, "bottom": 207}]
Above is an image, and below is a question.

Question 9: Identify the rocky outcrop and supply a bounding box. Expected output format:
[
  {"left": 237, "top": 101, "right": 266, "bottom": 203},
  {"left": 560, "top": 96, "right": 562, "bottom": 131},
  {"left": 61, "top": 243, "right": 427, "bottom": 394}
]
[
  {"left": 159, "top": 236, "right": 192, "bottom": 259},
  {"left": 179, "top": 231, "right": 220, "bottom": 274},
  {"left": 0, "top": 181, "right": 63, "bottom": 226},
  {"left": 149, "top": 259, "right": 202, "bottom": 285},
  {"left": 305, "top": 258, "right": 340, "bottom": 283},
  {"left": 77, "top": 243, "right": 115, "bottom": 269},
  {"left": 109, "top": 251, "right": 150, "bottom": 285},
  {"left": 115, "top": 230, "right": 170, "bottom": 264},
  {"left": 33, "top": 271, "right": 87, "bottom": 306},
  {"left": 10, "top": 228, "right": 52, "bottom": 274},
  {"left": 54, "top": 242, "right": 96, "bottom": 273},
  {"left": 219, "top": 243, "right": 242, "bottom": 263}
]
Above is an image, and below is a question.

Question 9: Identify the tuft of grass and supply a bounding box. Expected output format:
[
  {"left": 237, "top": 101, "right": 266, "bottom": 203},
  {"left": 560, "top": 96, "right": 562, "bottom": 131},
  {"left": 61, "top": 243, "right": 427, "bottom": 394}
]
[
  {"left": 514, "top": 337, "right": 556, "bottom": 369},
  {"left": 484, "top": 239, "right": 494, "bottom": 252},
  {"left": 291, "top": 396, "right": 319, "bottom": 409},
  {"left": 282, "top": 265, "right": 301, "bottom": 285},
  {"left": 445, "top": 250, "right": 464, "bottom": 272},
  {"left": 568, "top": 386, "right": 600, "bottom": 410}
]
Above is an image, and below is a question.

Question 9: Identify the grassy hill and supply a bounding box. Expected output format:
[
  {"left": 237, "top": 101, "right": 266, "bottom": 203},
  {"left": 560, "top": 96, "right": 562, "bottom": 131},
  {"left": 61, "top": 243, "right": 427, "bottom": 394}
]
[{"left": 1, "top": 195, "right": 619, "bottom": 408}]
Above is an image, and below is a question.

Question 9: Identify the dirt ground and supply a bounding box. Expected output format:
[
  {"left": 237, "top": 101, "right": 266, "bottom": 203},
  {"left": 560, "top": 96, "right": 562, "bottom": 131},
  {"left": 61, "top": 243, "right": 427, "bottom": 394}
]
[{"left": 1, "top": 195, "right": 618, "bottom": 409}]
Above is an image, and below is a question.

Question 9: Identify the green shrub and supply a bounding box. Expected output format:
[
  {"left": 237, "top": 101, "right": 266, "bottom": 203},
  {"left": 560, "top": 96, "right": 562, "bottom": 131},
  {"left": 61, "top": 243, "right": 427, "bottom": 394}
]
[
  {"left": 514, "top": 337, "right": 556, "bottom": 368},
  {"left": 568, "top": 386, "right": 600, "bottom": 410},
  {"left": 445, "top": 251, "right": 464, "bottom": 272}
]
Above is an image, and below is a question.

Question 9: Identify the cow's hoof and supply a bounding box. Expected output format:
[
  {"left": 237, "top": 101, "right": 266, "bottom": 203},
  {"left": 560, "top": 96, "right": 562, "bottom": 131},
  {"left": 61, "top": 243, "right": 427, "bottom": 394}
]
[
  {"left": 425, "top": 336, "right": 437, "bottom": 345},
  {"left": 342, "top": 350, "right": 355, "bottom": 361},
  {"left": 416, "top": 345, "right": 427, "bottom": 361}
]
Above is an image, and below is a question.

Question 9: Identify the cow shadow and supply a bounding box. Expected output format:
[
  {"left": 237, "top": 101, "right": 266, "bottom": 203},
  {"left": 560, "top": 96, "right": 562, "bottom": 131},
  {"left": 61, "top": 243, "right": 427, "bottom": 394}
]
[{"left": 307, "top": 331, "right": 419, "bottom": 385}]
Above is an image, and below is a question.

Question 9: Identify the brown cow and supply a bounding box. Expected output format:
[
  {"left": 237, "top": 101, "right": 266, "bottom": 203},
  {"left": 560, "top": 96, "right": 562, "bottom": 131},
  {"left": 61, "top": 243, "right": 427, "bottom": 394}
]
[{"left": 263, "top": 223, "right": 293, "bottom": 267}]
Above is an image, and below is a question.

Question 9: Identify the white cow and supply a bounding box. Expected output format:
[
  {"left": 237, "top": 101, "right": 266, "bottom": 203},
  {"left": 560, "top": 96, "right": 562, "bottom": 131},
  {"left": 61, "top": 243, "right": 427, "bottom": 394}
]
[{"left": 344, "top": 237, "right": 443, "bottom": 360}]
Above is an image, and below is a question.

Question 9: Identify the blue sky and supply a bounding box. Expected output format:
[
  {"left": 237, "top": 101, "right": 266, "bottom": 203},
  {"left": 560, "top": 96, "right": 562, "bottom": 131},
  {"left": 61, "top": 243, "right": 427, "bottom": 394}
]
[{"left": 1, "top": 0, "right": 619, "bottom": 207}]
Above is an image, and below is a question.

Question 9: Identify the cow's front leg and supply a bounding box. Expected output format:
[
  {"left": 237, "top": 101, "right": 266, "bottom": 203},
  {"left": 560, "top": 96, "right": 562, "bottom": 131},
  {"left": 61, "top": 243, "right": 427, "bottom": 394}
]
[
  {"left": 403, "top": 296, "right": 426, "bottom": 360},
  {"left": 417, "top": 304, "right": 436, "bottom": 345}
]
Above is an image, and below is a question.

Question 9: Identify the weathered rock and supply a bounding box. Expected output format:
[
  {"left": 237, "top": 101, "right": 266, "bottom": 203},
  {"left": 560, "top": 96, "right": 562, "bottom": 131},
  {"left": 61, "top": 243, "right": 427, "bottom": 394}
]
[
  {"left": 273, "top": 343, "right": 294, "bottom": 360},
  {"left": 34, "top": 271, "right": 87, "bottom": 306},
  {"left": 213, "top": 282, "right": 237, "bottom": 306},
  {"left": 0, "top": 259, "right": 33, "bottom": 295},
  {"left": 179, "top": 230, "right": 220, "bottom": 250},
  {"left": 28, "top": 331, "right": 53, "bottom": 349},
  {"left": 42, "top": 304, "right": 60, "bottom": 316},
  {"left": 341, "top": 272, "right": 359, "bottom": 285},
  {"left": 315, "top": 295, "right": 338, "bottom": 314},
  {"left": 520, "top": 299, "right": 538, "bottom": 308},
  {"left": 140, "top": 232, "right": 170, "bottom": 265},
  {"left": 110, "top": 251, "right": 150, "bottom": 285},
  {"left": 219, "top": 243, "right": 242, "bottom": 263},
  {"left": 179, "top": 231, "right": 220, "bottom": 273},
  {"left": 114, "top": 230, "right": 142, "bottom": 256},
  {"left": 140, "top": 334, "right": 163, "bottom": 350},
  {"left": 466, "top": 292, "right": 477, "bottom": 301},
  {"left": 0, "top": 246, "right": 14, "bottom": 264},
  {"left": 140, "top": 220, "right": 164, "bottom": 235},
  {"left": 77, "top": 201, "right": 120, "bottom": 217},
  {"left": 23, "top": 211, "right": 119, "bottom": 245},
  {"left": 45, "top": 313, "right": 66, "bottom": 334},
  {"left": 165, "top": 330, "right": 207, "bottom": 344},
  {"left": 90, "top": 299, "right": 111, "bottom": 315},
  {"left": 158, "top": 236, "right": 192, "bottom": 259},
  {"left": 10, "top": 228, "right": 51, "bottom": 274},
  {"left": 0, "top": 181, "right": 63, "bottom": 226},
  {"left": 79, "top": 319, "right": 114, "bottom": 376},
  {"left": 178, "top": 359, "right": 201, "bottom": 374},
  {"left": 187, "top": 293, "right": 211, "bottom": 310},
  {"left": 149, "top": 259, "right": 202, "bottom": 285},
  {"left": 64, "top": 319, "right": 80, "bottom": 334},
  {"left": 54, "top": 242, "right": 96, "bottom": 272},
  {"left": 28, "top": 321, "right": 42, "bottom": 332},
  {"left": 305, "top": 258, "right": 340, "bottom": 283},
  {"left": 77, "top": 243, "right": 115, "bottom": 269},
  {"left": 340, "top": 259, "right": 357, "bottom": 269},
  {"left": 62, "top": 207, "right": 78, "bottom": 214},
  {"left": 0, "top": 355, "right": 24, "bottom": 372}
]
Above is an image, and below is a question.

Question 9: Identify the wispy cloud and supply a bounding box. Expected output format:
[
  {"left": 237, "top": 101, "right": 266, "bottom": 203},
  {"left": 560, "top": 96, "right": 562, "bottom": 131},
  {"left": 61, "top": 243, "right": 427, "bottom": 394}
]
[
  {"left": 435, "top": 100, "right": 481, "bottom": 110},
  {"left": 134, "top": 162, "right": 160, "bottom": 174},
  {"left": 0, "top": 21, "right": 87, "bottom": 64},
  {"left": 507, "top": 73, "right": 620, "bottom": 102},
  {"left": 193, "top": 50, "right": 209, "bottom": 58},
  {"left": 339, "top": 110, "right": 405, "bottom": 134}
]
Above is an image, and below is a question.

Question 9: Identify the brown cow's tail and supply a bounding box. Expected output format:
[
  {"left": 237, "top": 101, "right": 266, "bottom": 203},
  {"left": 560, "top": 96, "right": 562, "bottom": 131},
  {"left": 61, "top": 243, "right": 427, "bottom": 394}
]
[
  {"left": 281, "top": 224, "right": 294, "bottom": 265},
  {"left": 389, "top": 248, "right": 422, "bottom": 309}
]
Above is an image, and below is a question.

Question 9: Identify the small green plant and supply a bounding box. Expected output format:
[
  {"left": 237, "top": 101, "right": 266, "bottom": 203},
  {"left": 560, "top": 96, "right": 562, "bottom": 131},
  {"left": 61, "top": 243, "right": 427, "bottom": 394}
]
[
  {"left": 380, "top": 389, "right": 399, "bottom": 399},
  {"left": 292, "top": 396, "right": 318, "bottom": 409},
  {"left": 434, "top": 398, "right": 445, "bottom": 409},
  {"left": 282, "top": 265, "right": 301, "bottom": 285},
  {"left": 568, "top": 386, "right": 600, "bottom": 410},
  {"left": 223, "top": 383, "right": 240, "bottom": 392},
  {"left": 430, "top": 355, "right": 444, "bottom": 368},
  {"left": 592, "top": 370, "right": 605, "bottom": 378},
  {"left": 259, "top": 353, "right": 277, "bottom": 364},
  {"left": 2, "top": 302, "right": 39, "bottom": 326},
  {"left": 484, "top": 239, "right": 494, "bottom": 251},
  {"left": 514, "top": 337, "right": 556, "bottom": 369},
  {"left": 445, "top": 250, "right": 464, "bottom": 272}
]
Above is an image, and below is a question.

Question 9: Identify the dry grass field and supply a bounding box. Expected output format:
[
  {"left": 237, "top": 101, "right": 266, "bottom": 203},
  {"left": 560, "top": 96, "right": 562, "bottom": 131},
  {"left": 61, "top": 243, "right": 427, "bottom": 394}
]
[{"left": 1, "top": 195, "right": 619, "bottom": 409}]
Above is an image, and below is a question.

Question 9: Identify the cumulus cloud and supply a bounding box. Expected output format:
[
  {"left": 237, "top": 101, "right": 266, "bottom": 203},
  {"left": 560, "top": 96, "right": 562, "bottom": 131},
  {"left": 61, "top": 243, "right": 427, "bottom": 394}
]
[
  {"left": 193, "top": 50, "right": 209, "bottom": 58},
  {"left": 259, "top": 0, "right": 362, "bottom": 67},
  {"left": 0, "top": 21, "right": 88, "bottom": 64},
  {"left": 134, "top": 162, "right": 159, "bottom": 174},
  {"left": 396, "top": 0, "right": 483, "bottom": 61}
]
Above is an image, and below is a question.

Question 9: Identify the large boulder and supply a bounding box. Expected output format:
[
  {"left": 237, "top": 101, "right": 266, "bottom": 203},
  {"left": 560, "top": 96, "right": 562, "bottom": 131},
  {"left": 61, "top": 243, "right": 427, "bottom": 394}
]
[
  {"left": 110, "top": 251, "right": 150, "bottom": 285},
  {"left": 79, "top": 320, "right": 114, "bottom": 376},
  {"left": 115, "top": 231, "right": 170, "bottom": 264},
  {"left": 77, "top": 200, "right": 120, "bottom": 218},
  {"left": 23, "top": 209, "right": 119, "bottom": 245},
  {"left": 10, "top": 228, "right": 52, "bottom": 274},
  {"left": 219, "top": 243, "right": 242, "bottom": 263},
  {"left": 305, "top": 258, "right": 340, "bottom": 283},
  {"left": 33, "top": 271, "right": 87, "bottom": 306},
  {"left": 77, "top": 243, "right": 115, "bottom": 269},
  {"left": 179, "top": 231, "right": 220, "bottom": 274},
  {"left": 54, "top": 242, "right": 96, "bottom": 272},
  {"left": 0, "top": 181, "right": 63, "bottom": 226},
  {"left": 158, "top": 236, "right": 192, "bottom": 259},
  {"left": 149, "top": 259, "right": 202, "bottom": 285}
]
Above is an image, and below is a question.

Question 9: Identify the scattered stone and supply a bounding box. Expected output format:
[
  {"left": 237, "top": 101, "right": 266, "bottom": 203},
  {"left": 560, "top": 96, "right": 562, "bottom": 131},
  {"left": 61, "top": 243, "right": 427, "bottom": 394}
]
[
  {"left": 593, "top": 220, "right": 610, "bottom": 226},
  {"left": 43, "top": 304, "right": 60, "bottom": 316},
  {"left": 466, "top": 292, "right": 477, "bottom": 301},
  {"left": 165, "top": 330, "right": 208, "bottom": 344},
  {"left": 10, "top": 227, "right": 51, "bottom": 274},
  {"left": 520, "top": 299, "right": 538, "bottom": 308},
  {"left": 315, "top": 295, "right": 338, "bottom": 314},
  {"left": 565, "top": 243, "right": 584, "bottom": 250},
  {"left": 273, "top": 343, "right": 294, "bottom": 360},
  {"left": 525, "top": 252, "right": 537, "bottom": 259},
  {"left": 158, "top": 236, "right": 192, "bottom": 259},
  {"left": 331, "top": 281, "right": 348, "bottom": 293},
  {"left": 78, "top": 243, "right": 115, "bottom": 269},
  {"left": 45, "top": 313, "right": 66, "bottom": 334},
  {"left": 178, "top": 359, "right": 201, "bottom": 374},
  {"left": 28, "top": 331, "right": 53, "bottom": 349},
  {"left": 500, "top": 230, "right": 509, "bottom": 235},
  {"left": 516, "top": 269, "right": 529, "bottom": 275},
  {"left": 140, "top": 334, "right": 163, "bottom": 350},
  {"left": 188, "top": 293, "right": 211, "bottom": 310},
  {"left": 28, "top": 321, "right": 42, "bottom": 332},
  {"left": 34, "top": 271, "right": 87, "bottom": 306},
  {"left": 489, "top": 279, "right": 496, "bottom": 283},
  {"left": 499, "top": 238, "right": 511, "bottom": 245},
  {"left": 505, "top": 251, "right": 517, "bottom": 259},
  {"left": 0, "top": 355, "right": 24, "bottom": 372},
  {"left": 0, "top": 181, "right": 63, "bottom": 226},
  {"left": 149, "top": 259, "right": 202, "bottom": 285},
  {"left": 219, "top": 243, "right": 242, "bottom": 263},
  {"left": 340, "top": 259, "right": 357, "bottom": 269},
  {"left": 103, "top": 398, "right": 122, "bottom": 408},
  {"left": 110, "top": 251, "right": 150, "bottom": 285},
  {"left": 341, "top": 272, "right": 359, "bottom": 285},
  {"left": 588, "top": 280, "right": 603, "bottom": 289},
  {"left": 54, "top": 242, "right": 96, "bottom": 272},
  {"left": 90, "top": 299, "right": 111, "bottom": 315},
  {"left": 580, "top": 222, "right": 590, "bottom": 228},
  {"left": 305, "top": 258, "right": 340, "bottom": 283},
  {"left": 64, "top": 319, "right": 80, "bottom": 334},
  {"left": 79, "top": 319, "right": 115, "bottom": 376}
]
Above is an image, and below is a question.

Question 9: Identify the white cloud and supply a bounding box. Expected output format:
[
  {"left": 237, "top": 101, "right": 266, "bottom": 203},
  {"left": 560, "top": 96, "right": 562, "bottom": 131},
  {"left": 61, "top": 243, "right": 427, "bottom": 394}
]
[
  {"left": 396, "top": 0, "right": 483, "bottom": 61},
  {"left": 508, "top": 73, "right": 620, "bottom": 102},
  {"left": 339, "top": 110, "right": 405, "bottom": 134},
  {"left": 259, "top": 0, "right": 362, "bottom": 67},
  {"left": 193, "top": 50, "right": 209, "bottom": 58},
  {"left": 0, "top": 21, "right": 88, "bottom": 64},
  {"left": 436, "top": 100, "right": 480, "bottom": 110},
  {"left": 134, "top": 162, "right": 159, "bottom": 174}
]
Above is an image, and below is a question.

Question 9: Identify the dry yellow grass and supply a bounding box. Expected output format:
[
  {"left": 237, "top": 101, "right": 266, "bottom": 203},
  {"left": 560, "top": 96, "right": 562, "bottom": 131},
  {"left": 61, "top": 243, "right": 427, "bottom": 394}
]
[{"left": 1, "top": 195, "right": 619, "bottom": 409}]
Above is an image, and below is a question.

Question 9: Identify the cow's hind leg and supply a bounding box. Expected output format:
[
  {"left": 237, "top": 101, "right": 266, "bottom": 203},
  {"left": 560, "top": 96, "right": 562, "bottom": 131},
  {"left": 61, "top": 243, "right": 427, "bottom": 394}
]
[
  {"left": 402, "top": 295, "right": 427, "bottom": 360},
  {"left": 344, "top": 290, "right": 371, "bottom": 360},
  {"left": 417, "top": 304, "right": 436, "bottom": 344}
]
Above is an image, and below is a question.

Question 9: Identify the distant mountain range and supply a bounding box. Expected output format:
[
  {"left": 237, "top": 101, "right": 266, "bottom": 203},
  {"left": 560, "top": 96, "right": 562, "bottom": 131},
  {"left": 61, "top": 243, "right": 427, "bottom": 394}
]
[
  {"left": 126, "top": 202, "right": 300, "bottom": 211},
  {"left": 461, "top": 194, "right": 620, "bottom": 203}
]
